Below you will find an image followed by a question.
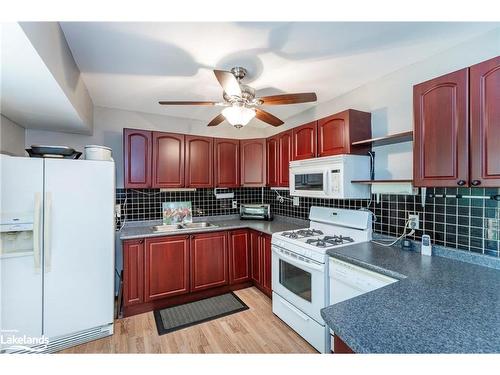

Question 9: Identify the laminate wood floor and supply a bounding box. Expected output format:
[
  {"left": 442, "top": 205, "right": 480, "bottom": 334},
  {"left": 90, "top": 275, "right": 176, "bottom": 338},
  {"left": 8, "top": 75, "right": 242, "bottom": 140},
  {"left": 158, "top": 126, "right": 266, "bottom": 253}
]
[{"left": 61, "top": 287, "right": 317, "bottom": 354}]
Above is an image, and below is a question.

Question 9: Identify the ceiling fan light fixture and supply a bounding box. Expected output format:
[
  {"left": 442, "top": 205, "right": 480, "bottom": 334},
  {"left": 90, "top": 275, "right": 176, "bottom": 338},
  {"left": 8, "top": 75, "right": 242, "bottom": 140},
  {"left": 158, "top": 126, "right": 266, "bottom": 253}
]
[{"left": 222, "top": 104, "right": 256, "bottom": 128}]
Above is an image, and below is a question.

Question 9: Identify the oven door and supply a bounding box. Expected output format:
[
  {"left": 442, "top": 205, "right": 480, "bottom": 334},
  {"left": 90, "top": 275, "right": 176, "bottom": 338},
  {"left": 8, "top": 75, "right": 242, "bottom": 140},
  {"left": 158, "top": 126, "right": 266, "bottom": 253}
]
[
  {"left": 271, "top": 245, "right": 326, "bottom": 323},
  {"left": 289, "top": 168, "right": 328, "bottom": 198}
]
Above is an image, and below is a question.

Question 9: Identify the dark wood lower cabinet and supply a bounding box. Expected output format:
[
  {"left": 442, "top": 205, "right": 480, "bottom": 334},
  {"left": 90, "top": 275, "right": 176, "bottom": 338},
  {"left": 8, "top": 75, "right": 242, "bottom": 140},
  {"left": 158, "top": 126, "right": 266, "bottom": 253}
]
[
  {"left": 249, "top": 231, "right": 272, "bottom": 297},
  {"left": 333, "top": 335, "right": 355, "bottom": 354},
  {"left": 144, "top": 236, "right": 190, "bottom": 301},
  {"left": 229, "top": 230, "right": 251, "bottom": 284},
  {"left": 190, "top": 232, "right": 229, "bottom": 292},
  {"left": 250, "top": 230, "right": 262, "bottom": 285},
  {"left": 262, "top": 234, "right": 272, "bottom": 296},
  {"left": 123, "top": 239, "right": 144, "bottom": 306},
  {"left": 122, "top": 229, "right": 271, "bottom": 317}
]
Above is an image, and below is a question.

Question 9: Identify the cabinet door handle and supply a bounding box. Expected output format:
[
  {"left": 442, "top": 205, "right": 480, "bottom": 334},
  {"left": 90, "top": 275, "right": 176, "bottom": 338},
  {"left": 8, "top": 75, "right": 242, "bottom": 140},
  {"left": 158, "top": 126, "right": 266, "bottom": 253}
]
[
  {"left": 471, "top": 180, "right": 481, "bottom": 186},
  {"left": 457, "top": 180, "right": 466, "bottom": 186}
]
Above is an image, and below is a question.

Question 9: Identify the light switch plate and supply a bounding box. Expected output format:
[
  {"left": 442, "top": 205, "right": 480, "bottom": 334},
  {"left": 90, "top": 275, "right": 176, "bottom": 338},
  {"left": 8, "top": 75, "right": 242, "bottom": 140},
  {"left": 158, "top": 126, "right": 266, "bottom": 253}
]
[
  {"left": 232, "top": 200, "right": 238, "bottom": 209},
  {"left": 293, "top": 196, "right": 300, "bottom": 206}
]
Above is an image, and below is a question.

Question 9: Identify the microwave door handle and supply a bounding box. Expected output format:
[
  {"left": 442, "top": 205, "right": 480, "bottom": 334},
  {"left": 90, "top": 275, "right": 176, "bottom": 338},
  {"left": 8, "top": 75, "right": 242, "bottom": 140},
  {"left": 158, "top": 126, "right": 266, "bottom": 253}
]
[{"left": 324, "top": 170, "right": 330, "bottom": 195}]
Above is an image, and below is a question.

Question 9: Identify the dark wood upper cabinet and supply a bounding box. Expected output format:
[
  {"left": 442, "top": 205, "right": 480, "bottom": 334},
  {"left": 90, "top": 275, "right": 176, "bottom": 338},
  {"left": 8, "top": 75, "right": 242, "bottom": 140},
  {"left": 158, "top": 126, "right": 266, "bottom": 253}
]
[
  {"left": 249, "top": 231, "right": 262, "bottom": 285},
  {"left": 317, "top": 110, "right": 371, "bottom": 157},
  {"left": 470, "top": 56, "right": 500, "bottom": 187},
  {"left": 152, "top": 132, "right": 185, "bottom": 188},
  {"left": 261, "top": 234, "right": 272, "bottom": 296},
  {"left": 190, "top": 232, "right": 229, "bottom": 292},
  {"left": 413, "top": 68, "right": 469, "bottom": 187},
  {"left": 278, "top": 130, "right": 293, "bottom": 187},
  {"left": 123, "top": 239, "right": 144, "bottom": 306},
  {"left": 240, "top": 139, "right": 267, "bottom": 187},
  {"left": 214, "top": 138, "right": 240, "bottom": 188},
  {"left": 144, "top": 236, "right": 190, "bottom": 302},
  {"left": 124, "top": 129, "right": 152, "bottom": 188},
  {"left": 228, "top": 230, "right": 250, "bottom": 285},
  {"left": 267, "top": 135, "right": 279, "bottom": 187},
  {"left": 185, "top": 135, "right": 213, "bottom": 188},
  {"left": 292, "top": 121, "right": 317, "bottom": 160}
]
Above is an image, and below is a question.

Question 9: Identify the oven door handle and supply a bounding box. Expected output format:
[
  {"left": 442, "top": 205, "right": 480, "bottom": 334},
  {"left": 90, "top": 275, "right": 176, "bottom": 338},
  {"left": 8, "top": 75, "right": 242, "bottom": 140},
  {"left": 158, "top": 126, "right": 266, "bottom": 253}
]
[{"left": 272, "top": 246, "right": 324, "bottom": 272}]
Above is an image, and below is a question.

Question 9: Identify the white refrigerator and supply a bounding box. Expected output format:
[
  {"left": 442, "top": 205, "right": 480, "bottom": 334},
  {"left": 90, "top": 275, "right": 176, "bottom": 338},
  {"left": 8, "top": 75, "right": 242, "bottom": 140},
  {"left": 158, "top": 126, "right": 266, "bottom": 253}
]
[{"left": 0, "top": 155, "right": 115, "bottom": 353}]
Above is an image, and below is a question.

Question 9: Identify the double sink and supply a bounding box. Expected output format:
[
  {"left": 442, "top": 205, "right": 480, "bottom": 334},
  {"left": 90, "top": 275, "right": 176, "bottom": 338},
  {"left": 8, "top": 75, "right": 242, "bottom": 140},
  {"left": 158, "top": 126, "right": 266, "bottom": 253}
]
[{"left": 152, "top": 222, "right": 217, "bottom": 232}]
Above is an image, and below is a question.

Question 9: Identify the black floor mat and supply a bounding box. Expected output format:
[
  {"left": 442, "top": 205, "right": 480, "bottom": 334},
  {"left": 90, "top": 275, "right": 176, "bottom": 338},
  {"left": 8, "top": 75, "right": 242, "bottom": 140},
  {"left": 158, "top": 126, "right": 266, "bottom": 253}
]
[{"left": 153, "top": 292, "right": 249, "bottom": 335}]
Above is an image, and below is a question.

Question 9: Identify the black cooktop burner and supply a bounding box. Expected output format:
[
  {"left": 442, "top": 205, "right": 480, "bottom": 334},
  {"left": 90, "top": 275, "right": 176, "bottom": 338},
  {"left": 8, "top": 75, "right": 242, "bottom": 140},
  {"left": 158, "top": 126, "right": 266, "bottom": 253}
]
[
  {"left": 306, "top": 235, "right": 355, "bottom": 247},
  {"left": 281, "top": 229, "right": 323, "bottom": 239}
]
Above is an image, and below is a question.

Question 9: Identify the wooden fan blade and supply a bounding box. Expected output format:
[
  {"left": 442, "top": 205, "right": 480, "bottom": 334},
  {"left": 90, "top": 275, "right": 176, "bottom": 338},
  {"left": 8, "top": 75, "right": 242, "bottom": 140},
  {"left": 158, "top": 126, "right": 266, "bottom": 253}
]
[
  {"left": 258, "top": 92, "right": 317, "bottom": 105},
  {"left": 158, "top": 101, "right": 218, "bottom": 106},
  {"left": 213, "top": 70, "right": 241, "bottom": 97},
  {"left": 207, "top": 113, "right": 226, "bottom": 127},
  {"left": 255, "top": 109, "right": 284, "bottom": 127}
]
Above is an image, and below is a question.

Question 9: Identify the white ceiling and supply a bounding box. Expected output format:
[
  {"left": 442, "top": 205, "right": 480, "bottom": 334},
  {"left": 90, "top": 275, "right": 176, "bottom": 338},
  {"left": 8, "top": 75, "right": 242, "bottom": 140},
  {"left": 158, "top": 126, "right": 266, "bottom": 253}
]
[
  {"left": 1, "top": 23, "right": 88, "bottom": 133},
  {"left": 59, "top": 22, "right": 497, "bottom": 128}
]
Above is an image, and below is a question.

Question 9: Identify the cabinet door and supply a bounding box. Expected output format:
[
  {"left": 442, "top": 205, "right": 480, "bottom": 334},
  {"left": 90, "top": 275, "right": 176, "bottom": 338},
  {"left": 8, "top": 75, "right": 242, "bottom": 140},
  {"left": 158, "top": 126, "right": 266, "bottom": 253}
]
[
  {"left": 267, "top": 135, "right": 279, "bottom": 187},
  {"left": 293, "top": 121, "right": 317, "bottom": 160},
  {"left": 413, "top": 68, "right": 469, "bottom": 187},
  {"left": 261, "top": 234, "right": 272, "bottom": 295},
  {"left": 249, "top": 231, "right": 262, "bottom": 285},
  {"left": 190, "top": 232, "right": 229, "bottom": 292},
  {"left": 144, "top": 236, "right": 190, "bottom": 302},
  {"left": 185, "top": 135, "right": 213, "bottom": 188},
  {"left": 240, "top": 139, "right": 267, "bottom": 187},
  {"left": 152, "top": 132, "right": 185, "bottom": 188},
  {"left": 318, "top": 110, "right": 372, "bottom": 157},
  {"left": 318, "top": 112, "right": 348, "bottom": 156},
  {"left": 278, "top": 130, "right": 293, "bottom": 187},
  {"left": 228, "top": 230, "right": 250, "bottom": 284},
  {"left": 470, "top": 56, "right": 500, "bottom": 187},
  {"left": 123, "top": 129, "right": 152, "bottom": 188},
  {"left": 214, "top": 138, "right": 240, "bottom": 188},
  {"left": 123, "top": 239, "right": 144, "bottom": 306}
]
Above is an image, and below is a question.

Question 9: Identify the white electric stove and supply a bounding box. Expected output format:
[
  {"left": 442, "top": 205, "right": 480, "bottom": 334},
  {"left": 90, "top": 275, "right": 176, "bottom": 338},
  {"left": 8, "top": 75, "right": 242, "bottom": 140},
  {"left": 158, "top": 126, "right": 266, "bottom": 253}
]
[{"left": 271, "top": 206, "right": 372, "bottom": 353}]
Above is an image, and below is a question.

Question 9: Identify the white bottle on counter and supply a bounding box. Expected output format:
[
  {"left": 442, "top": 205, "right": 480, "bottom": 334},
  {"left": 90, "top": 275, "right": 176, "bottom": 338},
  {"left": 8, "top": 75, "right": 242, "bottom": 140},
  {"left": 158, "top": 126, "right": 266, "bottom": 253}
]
[{"left": 421, "top": 234, "right": 432, "bottom": 256}]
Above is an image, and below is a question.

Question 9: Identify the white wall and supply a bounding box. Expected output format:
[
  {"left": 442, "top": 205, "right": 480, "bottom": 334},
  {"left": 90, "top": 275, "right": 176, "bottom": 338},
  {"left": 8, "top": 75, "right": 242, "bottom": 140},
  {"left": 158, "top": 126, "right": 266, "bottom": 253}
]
[
  {"left": 25, "top": 106, "right": 268, "bottom": 187},
  {"left": 19, "top": 22, "right": 94, "bottom": 134},
  {"left": 0, "top": 115, "right": 26, "bottom": 156},
  {"left": 270, "top": 27, "right": 500, "bottom": 179}
]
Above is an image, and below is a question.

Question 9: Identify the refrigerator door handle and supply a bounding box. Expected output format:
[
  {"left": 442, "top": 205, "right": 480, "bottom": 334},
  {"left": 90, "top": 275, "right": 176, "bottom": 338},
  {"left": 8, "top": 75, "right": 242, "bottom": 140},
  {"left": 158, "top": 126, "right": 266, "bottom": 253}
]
[
  {"left": 44, "top": 192, "right": 52, "bottom": 273},
  {"left": 33, "top": 192, "right": 42, "bottom": 272}
]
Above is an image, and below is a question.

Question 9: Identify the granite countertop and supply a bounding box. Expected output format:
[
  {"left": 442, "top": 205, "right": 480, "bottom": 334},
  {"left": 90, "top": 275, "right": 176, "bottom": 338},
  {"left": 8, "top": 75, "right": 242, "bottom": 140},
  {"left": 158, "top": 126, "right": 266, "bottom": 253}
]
[
  {"left": 119, "top": 215, "right": 308, "bottom": 240},
  {"left": 321, "top": 242, "right": 500, "bottom": 353}
]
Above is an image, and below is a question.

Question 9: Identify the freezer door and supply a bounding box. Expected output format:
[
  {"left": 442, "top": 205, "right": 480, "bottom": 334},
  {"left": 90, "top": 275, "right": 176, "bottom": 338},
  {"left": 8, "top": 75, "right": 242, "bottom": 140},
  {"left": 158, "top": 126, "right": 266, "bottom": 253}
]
[
  {"left": 0, "top": 155, "right": 44, "bottom": 350},
  {"left": 42, "top": 159, "right": 115, "bottom": 338}
]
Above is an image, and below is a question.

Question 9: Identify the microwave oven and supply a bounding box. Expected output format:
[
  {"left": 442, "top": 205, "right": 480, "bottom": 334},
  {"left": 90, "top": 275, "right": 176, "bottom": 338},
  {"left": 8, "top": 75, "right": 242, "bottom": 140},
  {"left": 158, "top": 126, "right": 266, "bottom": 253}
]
[{"left": 289, "top": 155, "right": 371, "bottom": 199}]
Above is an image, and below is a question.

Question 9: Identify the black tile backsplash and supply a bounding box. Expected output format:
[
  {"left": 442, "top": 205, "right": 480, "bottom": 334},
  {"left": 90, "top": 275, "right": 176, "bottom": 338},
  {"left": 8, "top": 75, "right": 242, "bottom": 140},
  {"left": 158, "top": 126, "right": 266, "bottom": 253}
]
[
  {"left": 116, "top": 187, "right": 500, "bottom": 258},
  {"left": 116, "top": 187, "right": 263, "bottom": 223}
]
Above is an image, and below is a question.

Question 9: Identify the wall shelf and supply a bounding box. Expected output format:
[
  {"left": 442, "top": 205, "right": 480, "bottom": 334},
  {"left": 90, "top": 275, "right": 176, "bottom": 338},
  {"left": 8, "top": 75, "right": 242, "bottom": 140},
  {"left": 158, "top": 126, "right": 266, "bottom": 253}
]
[
  {"left": 351, "top": 131, "right": 413, "bottom": 147},
  {"left": 351, "top": 179, "right": 413, "bottom": 184}
]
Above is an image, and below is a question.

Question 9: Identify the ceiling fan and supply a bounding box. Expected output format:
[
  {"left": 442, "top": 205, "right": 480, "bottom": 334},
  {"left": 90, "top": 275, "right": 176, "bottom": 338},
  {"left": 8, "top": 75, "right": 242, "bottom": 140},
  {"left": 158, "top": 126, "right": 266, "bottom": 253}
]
[{"left": 159, "top": 67, "right": 317, "bottom": 128}]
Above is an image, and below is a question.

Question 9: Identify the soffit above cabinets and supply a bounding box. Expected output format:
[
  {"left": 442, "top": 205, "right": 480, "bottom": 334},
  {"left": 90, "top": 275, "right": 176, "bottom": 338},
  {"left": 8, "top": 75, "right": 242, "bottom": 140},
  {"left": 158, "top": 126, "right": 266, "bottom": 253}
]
[{"left": 1, "top": 23, "right": 91, "bottom": 134}]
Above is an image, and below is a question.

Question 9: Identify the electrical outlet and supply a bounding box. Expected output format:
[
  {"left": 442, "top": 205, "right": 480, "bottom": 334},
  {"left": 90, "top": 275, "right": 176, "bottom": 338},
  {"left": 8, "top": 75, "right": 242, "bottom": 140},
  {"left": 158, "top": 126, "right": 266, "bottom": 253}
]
[
  {"left": 293, "top": 196, "right": 300, "bottom": 206},
  {"left": 408, "top": 214, "right": 419, "bottom": 230},
  {"left": 232, "top": 200, "right": 238, "bottom": 209},
  {"left": 115, "top": 204, "right": 121, "bottom": 218}
]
